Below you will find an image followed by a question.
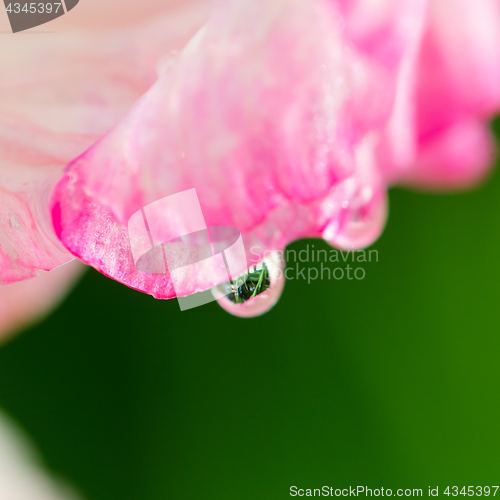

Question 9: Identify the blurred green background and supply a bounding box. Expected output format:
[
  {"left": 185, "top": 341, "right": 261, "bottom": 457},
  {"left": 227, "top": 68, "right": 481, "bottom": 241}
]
[{"left": 0, "top": 125, "right": 499, "bottom": 500}]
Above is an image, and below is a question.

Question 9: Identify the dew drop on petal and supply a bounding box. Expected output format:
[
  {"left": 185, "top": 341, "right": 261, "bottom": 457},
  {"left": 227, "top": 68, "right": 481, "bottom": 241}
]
[
  {"left": 323, "top": 186, "right": 387, "bottom": 251},
  {"left": 9, "top": 214, "right": 19, "bottom": 229},
  {"left": 212, "top": 251, "right": 285, "bottom": 318}
]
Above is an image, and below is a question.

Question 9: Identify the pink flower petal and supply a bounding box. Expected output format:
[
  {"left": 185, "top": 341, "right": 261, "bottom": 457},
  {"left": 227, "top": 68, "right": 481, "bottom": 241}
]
[
  {"left": 0, "top": 114, "right": 95, "bottom": 283},
  {"left": 410, "top": 0, "right": 500, "bottom": 187},
  {"left": 0, "top": 1, "right": 210, "bottom": 284},
  {"left": 404, "top": 119, "right": 496, "bottom": 189},
  {"left": 417, "top": 0, "right": 500, "bottom": 138},
  {"left": 51, "top": 0, "right": 425, "bottom": 298}
]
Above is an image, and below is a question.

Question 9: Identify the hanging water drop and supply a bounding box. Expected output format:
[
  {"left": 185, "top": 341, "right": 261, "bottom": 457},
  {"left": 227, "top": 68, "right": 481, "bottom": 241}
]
[{"left": 212, "top": 251, "right": 285, "bottom": 318}]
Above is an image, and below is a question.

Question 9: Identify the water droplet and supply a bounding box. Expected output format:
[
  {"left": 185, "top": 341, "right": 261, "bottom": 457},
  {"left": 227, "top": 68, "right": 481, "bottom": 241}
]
[
  {"left": 212, "top": 251, "right": 285, "bottom": 318},
  {"left": 9, "top": 214, "right": 19, "bottom": 229},
  {"left": 323, "top": 187, "right": 387, "bottom": 250}
]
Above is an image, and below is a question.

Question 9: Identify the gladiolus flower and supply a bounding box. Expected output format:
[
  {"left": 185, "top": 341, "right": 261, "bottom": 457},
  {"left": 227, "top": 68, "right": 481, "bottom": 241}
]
[{"left": 1, "top": 0, "right": 499, "bottom": 326}]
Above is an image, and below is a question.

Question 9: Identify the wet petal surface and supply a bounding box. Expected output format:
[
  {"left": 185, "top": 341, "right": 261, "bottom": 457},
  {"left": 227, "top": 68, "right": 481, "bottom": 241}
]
[{"left": 52, "top": 0, "right": 425, "bottom": 298}]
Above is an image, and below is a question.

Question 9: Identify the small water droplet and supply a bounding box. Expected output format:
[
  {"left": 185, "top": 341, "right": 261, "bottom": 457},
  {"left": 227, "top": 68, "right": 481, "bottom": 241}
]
[
  {"left": 9, "top": 214, "right": 19, "bottom": 228},
  {"left": 212, "top": 251, "right": 285, "bottom": 318},
  {"left": 341, "top": 200, "right": 349, "bottom": 209}
]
